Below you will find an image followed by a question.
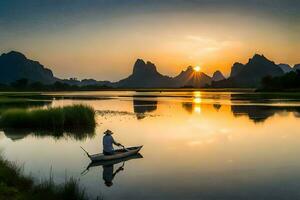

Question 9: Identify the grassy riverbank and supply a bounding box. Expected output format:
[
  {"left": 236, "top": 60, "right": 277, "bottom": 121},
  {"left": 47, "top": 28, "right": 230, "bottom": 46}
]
[
  {"left": 0, "top": 105, "right": 96, "bottom": 132},
  {"left": 0, "top": 156, "right": 87, "bottom": 200}
]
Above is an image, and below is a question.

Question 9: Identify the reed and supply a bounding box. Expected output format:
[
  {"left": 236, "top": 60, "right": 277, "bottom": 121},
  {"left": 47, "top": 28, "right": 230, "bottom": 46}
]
[
  {"left": 0, "top": 104, "right": 96, "bottom": 132},
  {"left": 0, "top": 156, "right": 88, "bottom": 200}
]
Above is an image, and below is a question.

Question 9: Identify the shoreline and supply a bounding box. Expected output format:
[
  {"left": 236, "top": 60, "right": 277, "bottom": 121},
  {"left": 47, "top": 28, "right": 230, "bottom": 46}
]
[{"left": 0, "top": 156, "right": 88, "bottom": 200}]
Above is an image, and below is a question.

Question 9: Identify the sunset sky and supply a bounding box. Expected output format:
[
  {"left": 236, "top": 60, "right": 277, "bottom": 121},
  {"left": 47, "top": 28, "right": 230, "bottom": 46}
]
[{"left": 0, "top": 0, "right": 299, "bottom": 81}]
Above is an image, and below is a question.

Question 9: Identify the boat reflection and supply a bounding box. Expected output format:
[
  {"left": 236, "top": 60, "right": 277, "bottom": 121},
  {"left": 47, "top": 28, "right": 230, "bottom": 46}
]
[{"left": 82, "top": 154, "right": 143, "bottom": 187}]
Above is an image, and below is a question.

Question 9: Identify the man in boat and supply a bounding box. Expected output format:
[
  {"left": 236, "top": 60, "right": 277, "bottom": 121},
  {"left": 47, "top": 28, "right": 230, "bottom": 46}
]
[{"left": 103, "top": 129, "right": 123, "bottom": 155}]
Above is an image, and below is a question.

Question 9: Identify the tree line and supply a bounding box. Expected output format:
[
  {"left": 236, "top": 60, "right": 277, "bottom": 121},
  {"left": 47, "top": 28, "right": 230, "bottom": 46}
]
[
  {"left": 0, "top": 78, "right": 112, "bottom": 91},
  {"left": 1, "top": 72, "right": 300, "bottom": 91},
  {"left": 259, "top": 70, "right": 300, "bottom": 91}
]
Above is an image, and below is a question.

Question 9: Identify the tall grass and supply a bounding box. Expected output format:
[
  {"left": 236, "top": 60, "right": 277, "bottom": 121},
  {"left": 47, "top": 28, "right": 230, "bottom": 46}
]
[
  {"left": 0, "top": 156, "right": 88, "bottom": 200},
  {"left": 0, "top": 105, "right": 96, "bottom": 132}
]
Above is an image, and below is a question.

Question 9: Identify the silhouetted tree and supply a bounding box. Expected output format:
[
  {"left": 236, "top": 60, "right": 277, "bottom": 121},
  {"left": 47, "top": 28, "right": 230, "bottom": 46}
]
[
  {"left": 11, "top": 78, "right": 29, "bottom": 90},
  {"left": 30, "top": 82, "right": 45, "bottom": 90},
  {"left": 260, "top": 70, "right": 300, "bottom": 91}
]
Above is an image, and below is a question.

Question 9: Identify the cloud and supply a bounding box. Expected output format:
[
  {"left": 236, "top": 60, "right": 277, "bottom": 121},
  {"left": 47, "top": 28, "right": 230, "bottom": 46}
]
[{"left": 185, "top": 35, "right": 241, "bottom": 58}]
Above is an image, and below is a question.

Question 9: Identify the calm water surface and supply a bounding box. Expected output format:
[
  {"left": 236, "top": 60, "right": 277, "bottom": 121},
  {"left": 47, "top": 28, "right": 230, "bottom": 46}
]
[{"left": 1, "top": 91, "right": 300, "bottom": 200}]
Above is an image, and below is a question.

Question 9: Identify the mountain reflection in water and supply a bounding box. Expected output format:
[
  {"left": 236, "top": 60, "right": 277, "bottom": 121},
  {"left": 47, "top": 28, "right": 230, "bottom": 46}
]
[
  {"left": 231, "top": 105, "right": 300, "bottom": 123},
  {"left": 181, "top": 92, "right": 300, "bottom": 123},
  {"left": 4, "top": 94, "right": 300, "bottom": 143},
  {"left": 182, "top": 101, "right": 300, "bottom": 123},
  {"left": 2, "top": 91, "right": 300, "bottom": 199},
  {"left": 133, "top": 98, "right": 157, "bottom": 119}
]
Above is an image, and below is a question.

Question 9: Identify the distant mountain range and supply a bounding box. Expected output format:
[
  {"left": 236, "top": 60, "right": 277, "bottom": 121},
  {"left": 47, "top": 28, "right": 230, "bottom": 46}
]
[
  {"left": 0, "top": 51, "right": 299, "bottom": 88},
  {"left": 214, "top": 54, "right": 284, "bottom": 87},
  {"left": 117, "top": 59, "right": 173, "bottom": 88},
  {"left": 213, "top": 54, "right": 300, "bottom": 88},
  {"left": 212, "top": 70, "right": 225, "bottom": 82},
  {"left": 0, "top": 51, "right": 58, "bottom": 84}
]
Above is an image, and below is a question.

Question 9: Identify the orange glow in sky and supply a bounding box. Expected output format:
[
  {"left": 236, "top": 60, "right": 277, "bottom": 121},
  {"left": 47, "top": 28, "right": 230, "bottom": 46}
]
[{"left": 1, "top": 1, "right": 299, "bottom": 81}]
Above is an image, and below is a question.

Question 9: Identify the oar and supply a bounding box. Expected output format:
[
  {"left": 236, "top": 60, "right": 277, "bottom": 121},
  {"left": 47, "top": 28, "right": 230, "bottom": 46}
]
[
  {"left": 80, "top": 168, "right": 90, "bottom": 176},
  {"left": 80, "top": 146, "right": 91, "bottom": 158},
  {"left": 120, "top": 144, "right": 129, "bottom": 152},
  {"left": 121, "top": 161, "right": 125, "bottom": 168}
]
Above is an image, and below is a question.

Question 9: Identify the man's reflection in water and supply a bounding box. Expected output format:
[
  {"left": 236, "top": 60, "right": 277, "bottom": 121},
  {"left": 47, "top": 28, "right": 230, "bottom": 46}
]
[
  {"left": 103, "top": 162, "right": 125, "bottom": 187},
  {"left": 81, "top": 154, "right": 143, "bottom": 187}
]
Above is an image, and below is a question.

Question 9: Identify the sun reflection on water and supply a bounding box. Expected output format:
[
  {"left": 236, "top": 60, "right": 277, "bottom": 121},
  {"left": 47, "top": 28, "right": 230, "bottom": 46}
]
[
  {"left": 193, "top": 91, "right": 202, "bottom": 113},
  {"left": 194, "top": 97, "right": 201, "bottom": 104},
  {"left": 194, "top": 106, "right": 201, "bottom": 113}
]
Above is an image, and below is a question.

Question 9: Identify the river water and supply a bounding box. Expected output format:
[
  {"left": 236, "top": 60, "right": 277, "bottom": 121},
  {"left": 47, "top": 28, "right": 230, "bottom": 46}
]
[{"left": 1, "top": 91, "right": 300, "bottom": 200}]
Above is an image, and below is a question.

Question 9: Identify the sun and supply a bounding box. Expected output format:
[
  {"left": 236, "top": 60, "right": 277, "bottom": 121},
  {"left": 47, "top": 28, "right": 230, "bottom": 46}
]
[{"left": 193, "top": 66, "right": 201, "bottom": 72}]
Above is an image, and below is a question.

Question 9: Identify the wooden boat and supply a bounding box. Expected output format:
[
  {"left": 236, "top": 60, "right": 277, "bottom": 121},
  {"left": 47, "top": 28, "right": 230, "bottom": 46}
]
[
  {"left": 82, "top": 146, "right": 143, "bottom": 162},
  {"left": 87, "top": 153, "right": 143, "bottom": 169},
  {"left": 81, "top": 153, "right": 143, "bottom": 176}
]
